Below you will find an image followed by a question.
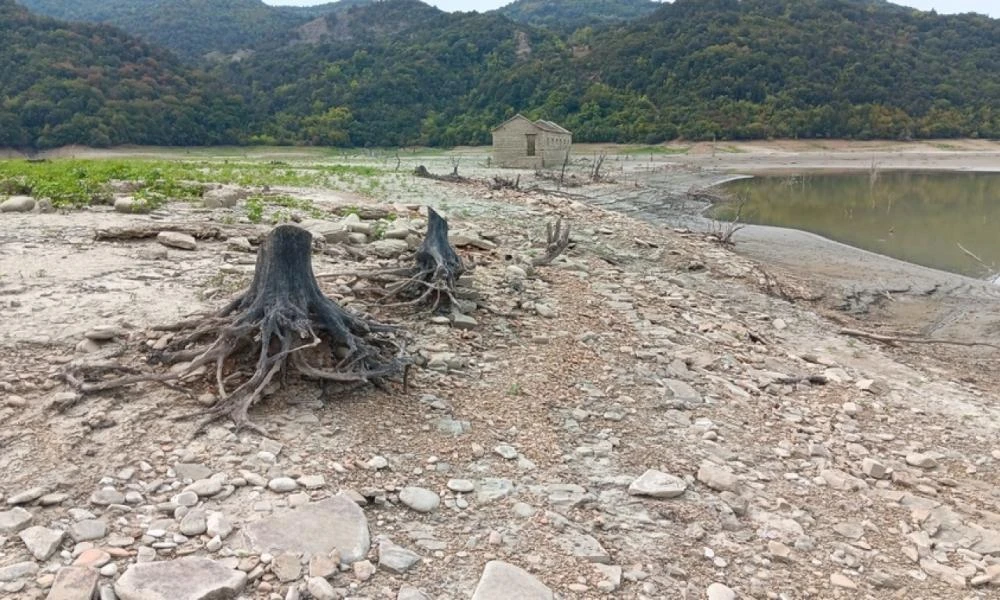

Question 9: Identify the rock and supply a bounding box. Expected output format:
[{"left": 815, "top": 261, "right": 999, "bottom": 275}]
[
  {"left": 447, "top": 479, "right": 474, "bottom": 493},
  {"left": 819, "top": 469, "right": 866, "bottom": 491},
  {"left": 203, "top": 186, "right": 245, "bottom": 209},
  {"left": 471, "top": 561, "right": 552, "bottom": 600},
  {"left": 628, "top": 469, "right": 687, "bottom": 498},
  {"left": 185, "top": 479, "right": 223, "bottom": 497},
  {"left": 174, "top": 463, "right": 212, "bottom": 481},
  {"left": 450, "top": 232, "right": 496, "bottom": 250},
  {"left": 494, "top": 444, "right": 518, "bottom": 460},
  {"left": 19, "top": 526, "right": 64, "bottom": 560},
  {"left": 156, "top": 231, "right": 197, "bottom": 251},
  {"left": 271, "top": 553, "right": 302, "bottom": 582},
  {"left": 301, "top": 219, "right": 349, "bottom": 244},
  {"left": 697, "top": 462, "right": 740, "bottom": 492},
  {"left": 768, "top": 540, "right": 793, "bottom": 562},
  {"left": 0, "top": 196, "right": 35, "bottom": 212},
  {"left": 862, "top": 457, "right": 889, "bottom": 479},
  {"left": 366, "top": 456, "right": 389, "bottom": 470},
  {"left": 74, "top": 549, "right": 112, "bottom": 568},
  {"left": 450, "top": 312, "right": 477, "bottom": 330},
  {"left": 476, "top": 479, "right": 514, "bottom": 504},
  {"left": 0, "top": 561, "right": 37, "bottom": 582},
  {"left": 7, "top": 486, "right": 47, "bottom": 505},
  {"left": 267, "top": 478, "right": 298, "bottom": 493},
  {"left": 556, "top": 531, "right": 611, "bottom": 564},
  {"left": 242, "top": 495, "right": 370, "bottom": 563},
  {"left": 90, "top": 488, "right": 125, "bottom": 506},
  {"left": 46, "top": 566, "right": 99, "bottom": 600},
  {"left": 398, "top": 487, "right": 439, "bottom": 513},
  {"left": 369, "top": 239, "right": 409, "bottom": 259},
  {"left": 306, "top": 577, "right": 337, "bottom": 600},
  {"left": 226, "top": 236, "right": 253, "bottom": 252},
  {"left": 114, "top": 557, "right": 246, "bottom": 600},
  {"left": 706, "top": 583, "right": 737, "bottom": 600},
  {"left": 661, "top": 379, "right": 702, "bottom": 406},
  {"left": 833, "top": 521, "right": 864, "bottom": 540},
  {"left": 173, "top": 491, "right": 199, "bottom": 507},
  {"left": 0, "top": 507, "right": 33, "bottom": 533},
  {"left": 920, "top": 559, "right": 966, "bottom": 588},
  {"left": 906, "top": 453, "right": 938, "bottom": 469},
  {"left": 206, "top": 512, "right": 233, "bottom": 540},
  {"left": 397, "top": 585, "right": 432, "bottom": 600},
  {"left": 38, "top": 493, "right": 69, "bottom": 506},
  {"left": 299, "top": 475, "right": 325, "bottom": 490},
  {"left": 69, "top": 519, "right": 107, "bottom": 543},
  {"left": 352, "top": 559, "right": 375, "bottom": 581},
  {"left": 308, "top": 554, "right": 338, "bottom": 579},
  {"left": 114, "top": 197, "right": 148, "bottom": 214},
  {"left": 378, "top": 538, "right": 421, "bottom": 574},
  {"left": 179, "top": 509, "right": 207, "bottom": 536},
  {"left": 830, "top": 573, "right": 858, "bottom": 589}
]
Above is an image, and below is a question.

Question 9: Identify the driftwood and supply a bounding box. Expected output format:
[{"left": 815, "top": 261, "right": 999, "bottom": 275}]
[
  {"left": 66, "top": 224, "right": 407, "bottom": 433},
  {"left": 413, "top": 165, "right": 472, "bottom": 184},
  {"left": 531, "top": 217, "right": 571, "bottom": 267},
  {"left": 840, "top": 328, "right": 1000, "bottom": 350},
  {"left": 96, "top": 223, "right": 264, "bottom": 243}
]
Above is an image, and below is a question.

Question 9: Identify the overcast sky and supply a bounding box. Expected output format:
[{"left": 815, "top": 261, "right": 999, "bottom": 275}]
[{"left": 265, "top": 0, "right": 997, "bottom": 18}]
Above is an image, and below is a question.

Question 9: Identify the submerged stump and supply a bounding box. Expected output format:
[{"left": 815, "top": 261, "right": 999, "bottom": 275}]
[
  {"left": 67, "top": 224, "right": 407, "bottom": 433},
  {"left": 380, "top": 207, "right": 466, "bottom": 312}
]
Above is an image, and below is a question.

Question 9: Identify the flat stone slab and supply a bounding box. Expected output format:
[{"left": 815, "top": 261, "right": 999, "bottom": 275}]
[
  {"left": 46, "top": 566, "right": 99, "bottom": 600},
  {"left": 628, "top": 469, "right": 688, "bottom": 498},
  {"left": 114, "top": 557, "right": 246, "bottom": 600},
  {"left": 471, "top": 561, "right": 553, "bottom": 600},
  {"left": 0, "top": 507, "right": 33, "bottom": 534},
  {"left": 19, "top": 525, "right": 65, "bottom": 560},
  {"left": 242, "top": 494, "right": 370, "bottom": 563}
]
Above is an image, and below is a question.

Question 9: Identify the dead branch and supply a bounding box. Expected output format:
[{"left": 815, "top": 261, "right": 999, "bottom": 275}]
[
  {"left": 95, "top": 223, "right": 264, "bottom": 243},
  {"left": 414, "top": 165, "right": 472, "bottom": 184},
  {"left": 840, "top": 328, "right": 1000, "bottom": 350},
  {"left": 531, "top": 217, "right": 571, "bottom": 267}
]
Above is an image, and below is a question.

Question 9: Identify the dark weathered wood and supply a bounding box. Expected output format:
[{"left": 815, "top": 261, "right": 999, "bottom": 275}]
[
  {"left": 68, "top": 224, "right": 407, "bottom": 433},
  {"left": 95, "top": 223, "right": 265, "bottom": 243}
]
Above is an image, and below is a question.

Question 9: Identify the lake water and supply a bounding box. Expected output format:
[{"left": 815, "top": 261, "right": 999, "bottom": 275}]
[{"left": 717, "top": 171, "right": 1000, "bottom": 279}]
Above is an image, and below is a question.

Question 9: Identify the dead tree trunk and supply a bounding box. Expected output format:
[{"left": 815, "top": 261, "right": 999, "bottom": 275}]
[
  {"left": 66, "top": 224, "right": 407, "bottom": 433},
  {"left": 381, "top": 208, "right": 465, "bottom": 311}
]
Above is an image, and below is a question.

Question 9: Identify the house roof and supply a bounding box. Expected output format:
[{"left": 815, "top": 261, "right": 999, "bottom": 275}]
[
  {"left": 534, "top": 120, "right": 571, "bottom": 135},
  {"left": 491, "top": 114, "right": 572, "bottom": 135}
]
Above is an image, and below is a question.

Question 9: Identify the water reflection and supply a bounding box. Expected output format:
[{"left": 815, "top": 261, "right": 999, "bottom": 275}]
[{"left": 717, "top": 171, "right": 1000, "bottom": 278}]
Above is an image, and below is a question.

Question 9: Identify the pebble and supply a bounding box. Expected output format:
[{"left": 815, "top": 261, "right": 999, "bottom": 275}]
[
  {"left": 697, "top": 462, "right": 740, "bottom": 492},
  {"left": 267, "top": 478, "right": 298, "bottom": 493},
  {"left": 179, "top": 509, "right": 207, "bottom": 536},
  {"left": 0, "top": 507, "right": 33, "bottom": 534},
  {"left": 378, "top": 538, "right": 421, "bottom": 574},
  {"left": 74, "top": 549, "right": 111, "bottom": 568},
  {"left": 628, "top": 469, "right": 688, "bottom": 498},
  {"left": 494, "top": 444, "right": 518, "bottom": 459},
  {"left": 6, "top": 487, "right": 47, "bottom": 505},
  {"left": 447, "top": 479, "right": 475, "bottom": 493},
  {"left": 352, "top": 559, "right": 376, "bottom": 581},
  {"left": 706, "top": 583, "right": 737, "bottom": 600},
  {"left": 272, "top": 552, "right": 302, "bottom": 582},
  {"left": 185, "top": 479, "right": 223, "bottom": 497},
  {"left": 90, "top": 488, "right": 125, "bottom": 506},
  {"left": 399, "top": 487, "right": 440, "bottom": 513},
  {"left": 19, "top": 526, "right": 65, "bottom": 560},
  {"left": 69, "top": 519, "right": 107, "bottom": 543},
  {"left": 307, "top": 576, "right": 337, "bottom": 600},
  {"left": 830, "top": 573, "right": 858, "bottom": 589},
  {"left": 156, "top": 231, "right": 197, "bottom": 250},
  {"left": 367, "top": 456, "right": 389, "bottom": 470},
  {"left": 299, "top": 475, "right": 325, "bottom": 489},
  {"left": 906, "top": 453, "right": 938, "bottom": 469},
  {"left": 862, "top": 457, "right": 889, "bottom": 479}
]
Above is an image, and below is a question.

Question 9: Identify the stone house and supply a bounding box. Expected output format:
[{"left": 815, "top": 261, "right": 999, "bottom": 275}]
[{"left": 491, "top": 114, "right": 572, "bottom": 169}]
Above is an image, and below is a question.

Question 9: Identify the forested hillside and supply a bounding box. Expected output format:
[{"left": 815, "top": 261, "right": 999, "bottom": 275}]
[
  {"left": 0, "top": 0, "right": 243, "bottom": 148},
  {"left": 500, "top": 0, "right": 661, "bottom": 31},
  {"left": 16, "top": 0, "right": 310, "bottom": 59},
  {"left": 5, "top": 0, "right": 1000, "bottom": 148}
]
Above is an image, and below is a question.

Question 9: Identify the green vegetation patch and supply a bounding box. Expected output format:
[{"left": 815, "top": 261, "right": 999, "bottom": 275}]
[{"left": 0, "top": 159, "right": 383, "bottom": 208}]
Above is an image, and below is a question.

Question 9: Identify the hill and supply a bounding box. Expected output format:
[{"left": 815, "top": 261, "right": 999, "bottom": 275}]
[
  {"left": 0, "top": 0, "right": 243, "bottom": 148},
  {"left": 499, "top": 0, "right": 662, "bottom": 31},
  {"left": 16, "top": 0, "right": 310, "bottom": 59}
]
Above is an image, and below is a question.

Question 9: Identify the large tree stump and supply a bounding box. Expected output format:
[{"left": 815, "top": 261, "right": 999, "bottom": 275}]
[{"left": 66, "top": 224, "right": 407, "bottom": 433}]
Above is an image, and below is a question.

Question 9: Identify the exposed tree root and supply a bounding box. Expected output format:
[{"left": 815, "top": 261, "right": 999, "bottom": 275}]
[
  {"left": 64, "top": 224, "right": 408, "bottom": 434},
  {"left": 531, "top": 217, "right": 571, "bottom": 267},
  {"left": 840, "top": 328, "right": 1000, "bottom": 350}
]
